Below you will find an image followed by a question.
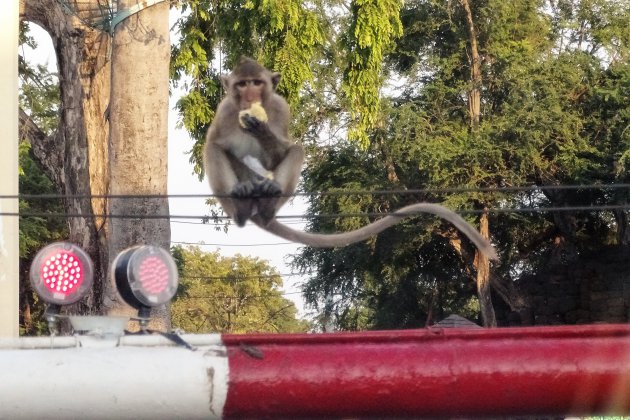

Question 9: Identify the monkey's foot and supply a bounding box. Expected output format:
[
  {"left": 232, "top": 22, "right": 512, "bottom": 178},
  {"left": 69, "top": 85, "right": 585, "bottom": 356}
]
[
  {"left": 231, "top": 180, "right": 256, "bottom": 198},
  {"left": 256, "top": 197, "right": 279, "bottom": 225},
  {"left": 233, "top": 200, "right": 254, "bottom": 227},
  {"left": 231, "top": 182, "right": 257, "bottom": 226},
  {"left": 254, "top": 178, "right": 282, "bottom": 197}
]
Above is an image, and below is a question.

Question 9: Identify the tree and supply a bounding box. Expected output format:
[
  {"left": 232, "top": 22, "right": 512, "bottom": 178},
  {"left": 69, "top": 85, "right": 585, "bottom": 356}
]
[
  {"left": 170, "top": 0, "right": 629, "bottom": 329},
  {"left": 170, "top": 0, "right": 323, "bottom": 177},
  {"left": 19, "top": 0, "right": 171, "bottom": 329},
  {"left": 18, "top": 26, "right": 67, "bottom": 334},
  {"left": 19, "top": 1, "right": 110, "bottom": 316},
  {"left": 171, "top": 246, "right": 309, "bottom": 333},
  {"left": 297, "top": 0, "right": 630, "bottom": 329}
]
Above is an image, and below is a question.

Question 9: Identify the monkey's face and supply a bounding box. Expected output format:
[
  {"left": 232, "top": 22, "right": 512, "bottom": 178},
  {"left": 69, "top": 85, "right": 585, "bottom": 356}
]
[{"left": 233, "top": 78, "right": 267, "bottom": 110}]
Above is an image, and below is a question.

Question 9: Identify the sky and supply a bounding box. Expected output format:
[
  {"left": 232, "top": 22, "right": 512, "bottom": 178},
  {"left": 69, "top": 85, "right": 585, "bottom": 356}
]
[{"left": 24, "top": 16, "right": 310, "bottom": 316}]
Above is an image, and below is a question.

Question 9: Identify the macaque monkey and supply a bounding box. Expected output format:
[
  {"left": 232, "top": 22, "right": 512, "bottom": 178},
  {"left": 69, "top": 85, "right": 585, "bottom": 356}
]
[
  {"left": 204, "top": 57, "right": 303, "bottom": 227},
  {"left": 204, "top": 57, "right": 498, "bottom": 260}
]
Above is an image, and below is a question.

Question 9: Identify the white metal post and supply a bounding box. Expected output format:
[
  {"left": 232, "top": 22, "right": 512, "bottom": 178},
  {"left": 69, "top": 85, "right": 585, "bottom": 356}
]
[{"left": 0, "top": 0, "right": 20, "bottom": 337}]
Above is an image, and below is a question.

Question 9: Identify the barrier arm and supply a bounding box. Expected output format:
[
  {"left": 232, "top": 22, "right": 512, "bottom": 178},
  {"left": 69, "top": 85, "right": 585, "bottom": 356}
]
[{"left": 1, "top": 324, "right": 629, "bottom": 418}]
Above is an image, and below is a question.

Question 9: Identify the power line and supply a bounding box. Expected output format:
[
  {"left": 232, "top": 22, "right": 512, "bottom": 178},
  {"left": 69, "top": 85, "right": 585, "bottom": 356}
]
[
  {"left": 4, "top": 183, "right": 630, "bottom": 201},
  {"left": 172, "top": 240, "right": 293, "bottom": 247},
  {"left": 170, "top": 219, "right": 305, "bottom": 226},
  {"left": 181, "top": 290, "right": 305, "bottom": 300},
  {"left": 2, "top": 203, "right": 629, "bottom": 220},
  {"left": 180, "top": 272, "right": 310, "bottom": 281}
]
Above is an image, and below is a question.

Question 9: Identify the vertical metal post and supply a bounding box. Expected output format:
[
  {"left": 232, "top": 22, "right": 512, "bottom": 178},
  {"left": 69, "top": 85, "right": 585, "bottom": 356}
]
[{"left": 0, "top": 0, "right": 20, "bottom": 337}]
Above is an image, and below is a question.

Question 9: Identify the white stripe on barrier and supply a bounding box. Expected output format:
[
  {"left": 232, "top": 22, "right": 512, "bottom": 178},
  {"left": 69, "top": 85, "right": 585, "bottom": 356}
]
[{"left": 0, "top": 339, "right": 228, "bottom": 419}]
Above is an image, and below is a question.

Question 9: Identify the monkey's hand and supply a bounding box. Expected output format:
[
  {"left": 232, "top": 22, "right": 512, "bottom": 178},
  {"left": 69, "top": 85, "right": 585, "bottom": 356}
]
[
  {"left": 239, "top": 102, "right": 268, "bottom": 127},
  {"left": 254, "top": 178, "right": 282, "bottom": 197},
  {"left": 240, "top": 114, "right": 274, "bottom": 140}
]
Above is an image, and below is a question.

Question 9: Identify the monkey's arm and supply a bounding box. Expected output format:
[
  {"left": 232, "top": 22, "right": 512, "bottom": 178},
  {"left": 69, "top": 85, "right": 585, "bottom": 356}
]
[
  {"left": 254, "top": 203, "right": 498, "bottom": 260},
  {"left": 240, "top": 114, "right": 292, "bottom": 167}
]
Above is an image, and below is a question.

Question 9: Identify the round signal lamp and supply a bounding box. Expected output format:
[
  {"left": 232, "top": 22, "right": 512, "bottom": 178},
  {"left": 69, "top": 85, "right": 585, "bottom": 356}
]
[
  {"left": 112, "top": 245, "right": 178, "bottom": 308},
  {"left": 30, "top": 242, "right": 94, "bottom": 305}
]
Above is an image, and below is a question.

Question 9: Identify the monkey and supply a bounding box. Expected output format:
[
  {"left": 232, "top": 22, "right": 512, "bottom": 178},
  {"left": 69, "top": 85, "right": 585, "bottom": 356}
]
[
  {"left": 204, "top": 57, "right": 498, "bottom": 260},
  {"left": 204, "top": 56, "right": 304, "bottom": 228}
]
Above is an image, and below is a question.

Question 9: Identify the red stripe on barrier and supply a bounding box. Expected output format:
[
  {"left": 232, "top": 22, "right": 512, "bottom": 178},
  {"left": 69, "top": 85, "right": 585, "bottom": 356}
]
[{"left": 222, "top": 325, "right": 630, "bottom": 418}]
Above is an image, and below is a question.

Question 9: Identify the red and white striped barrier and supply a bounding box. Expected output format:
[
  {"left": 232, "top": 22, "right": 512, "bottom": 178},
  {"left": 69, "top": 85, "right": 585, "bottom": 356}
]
[{"left": 1, "top": 324, "right": 630, "bottom": 418}]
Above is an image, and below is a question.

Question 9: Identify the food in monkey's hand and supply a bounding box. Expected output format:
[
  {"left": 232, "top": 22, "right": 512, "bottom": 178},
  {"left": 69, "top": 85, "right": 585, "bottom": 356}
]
[
  {"left": 239, "top": 101, "right": 268, "bottom": 127},
  {"left": 243, "top": 155, "right": 274, "bottom": 180}
]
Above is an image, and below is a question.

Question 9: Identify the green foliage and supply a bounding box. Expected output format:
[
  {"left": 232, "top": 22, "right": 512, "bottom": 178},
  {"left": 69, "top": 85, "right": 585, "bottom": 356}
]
[
  {"left": 295, "top": 0, "right": 630, "bottom": 329},
  {"left": 18, "top": 23, "right": 66, "bottom": 335},
  {"left": 19, "top": 61, "right": 60, "bottom": 136},
  {"left": 18, "top": 143, "right": 67, "bottom": 258},
  {"left": 293, "top": 143, "right": 480, "bottom": 330},
  {"left": 18, "top": 143, "right": 67, "bottom": 335},
  {"left": 172, "top": 0, "right": 630, "bottom": 328},
  {"left": 171, "top": 246, "right": 310, "bottom": 333},
  {"left": 343, "top": 0, "right": 403, "bottom": 147},
  {"left": 586, "top": 61, "right": 630, "bottom": 178},
  {"left": 171, "top": 0, "right": 323, "bottom": 178}
]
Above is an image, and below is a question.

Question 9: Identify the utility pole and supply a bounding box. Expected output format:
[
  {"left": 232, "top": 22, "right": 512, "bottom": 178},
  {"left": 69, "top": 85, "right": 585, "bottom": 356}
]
[{"left": 0, "top": 0, "right": 20, "bottom": 337}]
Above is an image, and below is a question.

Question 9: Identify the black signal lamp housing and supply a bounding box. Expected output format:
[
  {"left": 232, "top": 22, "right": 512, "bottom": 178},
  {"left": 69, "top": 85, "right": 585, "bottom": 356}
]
[{"left": 112, "top": 245, "right": 179, "bottom": 322}]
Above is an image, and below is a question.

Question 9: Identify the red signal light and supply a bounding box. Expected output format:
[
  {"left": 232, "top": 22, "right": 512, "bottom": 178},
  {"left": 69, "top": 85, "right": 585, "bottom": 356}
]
[
  {"left": 112, "top": 245, "right": 178, "bottom": 309},
  {"left": 137, "top": 255, "right": 170, "bottom": 295},
  {"left": 30, "top": 242, "right": 94, "bottom": 305}
]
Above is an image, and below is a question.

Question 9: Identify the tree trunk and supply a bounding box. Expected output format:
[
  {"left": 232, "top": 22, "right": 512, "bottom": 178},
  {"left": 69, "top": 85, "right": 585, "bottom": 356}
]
[
  {"left": 460, "top": 0, "right": 482, "bottom": 129},
  {"left": 475, "top": 212, "right": 496, "bottom": 327},
  {"left": 19, "top": 0, "right": 111, "bottom": 315},
  {"left": 614, "top": 210, "right": 630, "bottom": 245},
  {"left": 20, "top": 0, "right": 171, "bottom": 330},
  {"left": 458, "top": 0, "right": 496, "bottom": 326},
  {"left": 106, "top": 0, "right": 171, "bottom": 331}
]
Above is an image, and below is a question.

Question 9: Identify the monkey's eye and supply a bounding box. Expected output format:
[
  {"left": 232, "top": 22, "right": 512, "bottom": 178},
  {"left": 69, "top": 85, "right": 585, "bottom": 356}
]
[
  {"left": 252, "top": 79, "right": 264, "bottom": 86},
  {"left": 235, "top": 80, "right": 248, "bottom": 88}
]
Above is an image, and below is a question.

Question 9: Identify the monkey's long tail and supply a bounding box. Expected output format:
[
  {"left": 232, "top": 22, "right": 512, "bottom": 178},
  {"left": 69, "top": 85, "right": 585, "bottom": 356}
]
[{"left": 258, "top": 203, "right": 498, "bottom": 261}]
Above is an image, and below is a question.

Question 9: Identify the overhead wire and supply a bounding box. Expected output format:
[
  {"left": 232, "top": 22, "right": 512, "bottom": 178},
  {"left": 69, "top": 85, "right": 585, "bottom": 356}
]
[
  {"left": 3, "top": 184, "right": 626, "bottom": 223},
  {"left": 4, "top": 183, "right": 630, "bottom": 201},
  {"left": 181, "top": 290, "right": 306, "bottom": 300},
  {"left": 172, "top": 240, "right": 293, "bottom": 247},
  {"left": 181, "top": 272, "right": 310, "bottom": 281},
  {"left": 171, "top": 219, "right": 305, "bottom": 226},
  {"left": 2, "top": 203, "right": 630, "bottom": 220}
]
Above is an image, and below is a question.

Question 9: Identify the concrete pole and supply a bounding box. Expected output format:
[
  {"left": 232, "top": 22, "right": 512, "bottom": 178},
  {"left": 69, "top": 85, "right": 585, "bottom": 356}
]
[{"left": 0, "top": 0, "right": 20, "bottom": 337}]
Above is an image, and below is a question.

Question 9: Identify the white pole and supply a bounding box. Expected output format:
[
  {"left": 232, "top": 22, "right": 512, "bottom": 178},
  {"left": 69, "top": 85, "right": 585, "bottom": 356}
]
[
  {"left": 0, "top": 337, "right": 229, "bottom": 419},
  {"left": 0, "top": 0, "right": 20, "bottom": 337}
]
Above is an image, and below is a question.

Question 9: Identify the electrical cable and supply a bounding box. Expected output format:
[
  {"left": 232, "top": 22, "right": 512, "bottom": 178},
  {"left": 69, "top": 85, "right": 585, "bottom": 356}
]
[
  {"left": 172, "top": 240, "right": 293, "bottom": 247},
  {"left": 180, "top": 272, "right": 311, "bottom": 281},
  {"left": 2, "top": 203, "right": 629, "bottom": 220},
  {"left": 4, "top": 183, "right": 630, "bottom": 201}
]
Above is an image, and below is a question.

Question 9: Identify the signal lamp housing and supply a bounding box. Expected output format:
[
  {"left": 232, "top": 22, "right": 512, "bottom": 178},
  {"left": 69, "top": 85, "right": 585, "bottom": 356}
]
[
  {"left": 30, "top": 242, "right": 94, "bottom": 306},
  {"left": 112, "top": 245, "right": 179, "bottom": 315}
]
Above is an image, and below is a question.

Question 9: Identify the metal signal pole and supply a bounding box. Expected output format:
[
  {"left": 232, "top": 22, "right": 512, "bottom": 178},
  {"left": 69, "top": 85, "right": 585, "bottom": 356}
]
[{"left": 0, "top": 0, "right": 20, "bottom": 337}]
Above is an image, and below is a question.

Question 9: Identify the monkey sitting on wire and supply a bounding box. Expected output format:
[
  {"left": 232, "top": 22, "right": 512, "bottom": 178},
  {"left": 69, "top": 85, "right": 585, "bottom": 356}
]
[{"left": 203, "top": 57, "right": 497, "bottom": 260}]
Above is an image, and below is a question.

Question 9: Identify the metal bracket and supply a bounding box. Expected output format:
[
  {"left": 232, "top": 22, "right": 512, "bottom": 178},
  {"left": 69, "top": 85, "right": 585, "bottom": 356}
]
[{"left": 109, "top": 0, "right": 167, "bottom": 34}]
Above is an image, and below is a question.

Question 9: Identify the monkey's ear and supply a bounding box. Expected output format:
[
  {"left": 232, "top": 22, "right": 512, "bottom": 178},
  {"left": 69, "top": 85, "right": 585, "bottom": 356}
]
[
  {"left": 221, "top": 75, "right": 230, "bottom": 91},
  {"left": 271, "top": 72, "right": 281, "bottom": 90}
]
